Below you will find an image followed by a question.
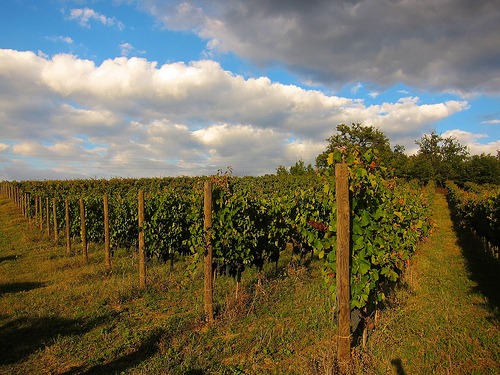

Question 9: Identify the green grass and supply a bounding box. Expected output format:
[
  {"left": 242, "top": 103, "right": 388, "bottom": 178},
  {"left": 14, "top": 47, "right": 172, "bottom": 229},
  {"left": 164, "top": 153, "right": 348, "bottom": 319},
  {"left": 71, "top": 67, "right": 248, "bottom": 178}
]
[
  {"left": 368, "top": 193, "right": 500, "bottom": 374},
  {"left": 1, "top": 193, "right": 499, "bottom": 374},
  {"left": 0, "top": 196, "right": 341, "bottom": 374}
]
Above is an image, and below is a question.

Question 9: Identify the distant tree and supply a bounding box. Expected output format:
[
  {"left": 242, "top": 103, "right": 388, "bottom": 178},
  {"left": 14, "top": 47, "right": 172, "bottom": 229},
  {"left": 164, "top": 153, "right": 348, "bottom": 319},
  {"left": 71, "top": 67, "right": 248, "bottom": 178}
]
[
  {"left": 392, "top": 144, "right": 410, "bottom": 179},
  {"left": 290, "top": 160, "right": 314, "bottom": 175},
  {"left": 465, "top": 153, "right": 500, "bottom": 185},
  {"left": 408, "top": 131, "right": 469, "bottom": 186},
  {"left": 276, "top": 160, "right": 314, "bottom": 176},
  {"left": 276, "top": 165, "right": 289, "bottom": 176},
  {"left": 315, "top": 123, "right": 393, "bottom": 169}
]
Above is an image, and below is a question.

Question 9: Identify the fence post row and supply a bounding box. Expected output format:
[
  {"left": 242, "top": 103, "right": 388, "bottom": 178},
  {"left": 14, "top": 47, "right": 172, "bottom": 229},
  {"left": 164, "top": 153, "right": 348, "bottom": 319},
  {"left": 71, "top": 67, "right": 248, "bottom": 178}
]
[
  {"left": 53, "top": 198, "right": 58, "bottom": 241},
  {"left": 138, "top": 190, "right": 146, "bottom": 288},
  {"left": 80, "top": 198, "right": 88, "bottom": 263},
  {"left": 46, "top": 197, "right": 50, "bottom": 237},
  {"left": 65, "top": 199, "right": 71, "bottom": 256},
  {"left": 39, "top": 197, "right": 43, "bottom": 232},
  {"left": 336, "top": 162, "right": 351, "bottom": 373},
  {"left": 104, "top": 195, "right": 111, "bottom": 273},
  {"left": 204, "top": 181, "right": 214, "bottom": 323}
]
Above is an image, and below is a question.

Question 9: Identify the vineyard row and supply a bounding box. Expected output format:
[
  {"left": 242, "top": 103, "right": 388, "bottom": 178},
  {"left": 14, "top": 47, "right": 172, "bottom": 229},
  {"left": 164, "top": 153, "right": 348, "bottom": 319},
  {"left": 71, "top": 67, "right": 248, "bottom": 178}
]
[{"left": 0, "top": 150, "right": 434, "bottom": 312}]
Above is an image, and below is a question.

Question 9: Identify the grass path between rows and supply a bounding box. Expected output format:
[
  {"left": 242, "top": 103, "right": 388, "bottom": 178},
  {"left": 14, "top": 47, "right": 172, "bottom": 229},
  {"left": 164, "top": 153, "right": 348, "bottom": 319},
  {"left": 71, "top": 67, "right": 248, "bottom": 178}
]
[{"left": 369, "top": 193, "right": 500, "bottom": 374}]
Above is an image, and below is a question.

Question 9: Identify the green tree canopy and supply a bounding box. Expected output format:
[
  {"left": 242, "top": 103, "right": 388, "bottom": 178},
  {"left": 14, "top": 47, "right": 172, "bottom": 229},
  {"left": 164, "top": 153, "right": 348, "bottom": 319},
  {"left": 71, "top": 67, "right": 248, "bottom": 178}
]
[
  {"left": 408, "top": 131, "right": 469, "bottom": 186},
  {"left": 276, "top": 159, "right": 314, "bottom": 176},
  {"left": 464, "top": 153, "right": 500, "bottom": 185},
  {"left": 315, "top": 122, "right": 397, "bottom": 170}
]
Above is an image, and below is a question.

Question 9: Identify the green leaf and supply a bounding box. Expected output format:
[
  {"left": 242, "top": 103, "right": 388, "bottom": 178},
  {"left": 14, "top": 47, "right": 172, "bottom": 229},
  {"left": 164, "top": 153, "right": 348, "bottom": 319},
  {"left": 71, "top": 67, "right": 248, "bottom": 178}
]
[{"left": 358, "top": 260, "right": 370, "bottom": 276}]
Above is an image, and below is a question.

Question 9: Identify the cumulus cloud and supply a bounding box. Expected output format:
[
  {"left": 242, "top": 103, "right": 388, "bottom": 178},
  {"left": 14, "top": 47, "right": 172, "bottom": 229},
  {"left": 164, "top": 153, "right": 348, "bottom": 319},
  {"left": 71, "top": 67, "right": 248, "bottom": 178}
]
[
  {"left": 442, "top": 129, "right": 500, "bottom": 155},
  {"left": 139, "top": 0, "right": 500, "bottom": 95},
  {"left": 68, "top": 8, "right": 125, "bottom": 30},
  {"left": 0, "top": 49, "right": 470, "bottom": 179}
]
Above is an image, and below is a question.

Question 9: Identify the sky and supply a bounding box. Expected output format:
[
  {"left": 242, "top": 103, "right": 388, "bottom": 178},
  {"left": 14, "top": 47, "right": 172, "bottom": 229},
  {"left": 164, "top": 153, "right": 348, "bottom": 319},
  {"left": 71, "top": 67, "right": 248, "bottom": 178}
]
[{"left": 1, "top": 0, "right": 500, "bottom": 180}]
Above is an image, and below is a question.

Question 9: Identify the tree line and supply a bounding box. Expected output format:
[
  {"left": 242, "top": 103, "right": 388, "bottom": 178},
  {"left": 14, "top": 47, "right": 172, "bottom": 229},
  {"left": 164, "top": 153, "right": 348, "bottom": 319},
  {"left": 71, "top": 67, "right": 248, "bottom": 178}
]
[{"left": 277, "top": 123, "right": 500, "bottom": 186}]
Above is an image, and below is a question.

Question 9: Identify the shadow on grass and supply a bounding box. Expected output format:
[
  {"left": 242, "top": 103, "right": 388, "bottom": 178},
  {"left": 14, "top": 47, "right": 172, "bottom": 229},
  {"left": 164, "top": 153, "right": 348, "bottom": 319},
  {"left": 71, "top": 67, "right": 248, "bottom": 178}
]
[
  {"left": 0, "top": 281, "right": 45, "bottom": 296},
  {"left": 60, "top": 327, "right": 166, "bottom": 375},
  {"left": 0, "top": 255, "right": 19, "bottom": 263},
  {"left": 0, "top": 315, "right": 107, "bottom": 366},
  {"left": 447, "top": 198, "right": 500, "bottom": 323},
  {"left": 391, "top": 358, "right": 407, "bottom": 375},
  {"left": 60, "top": 315, "right": 203, "bottom": 375}
]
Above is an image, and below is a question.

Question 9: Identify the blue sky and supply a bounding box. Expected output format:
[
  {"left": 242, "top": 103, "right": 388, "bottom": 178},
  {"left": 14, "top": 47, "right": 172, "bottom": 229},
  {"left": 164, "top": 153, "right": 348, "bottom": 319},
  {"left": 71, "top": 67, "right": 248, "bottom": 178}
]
[{"left": 1, "top": 0, "right": 499, "bottom": 179}]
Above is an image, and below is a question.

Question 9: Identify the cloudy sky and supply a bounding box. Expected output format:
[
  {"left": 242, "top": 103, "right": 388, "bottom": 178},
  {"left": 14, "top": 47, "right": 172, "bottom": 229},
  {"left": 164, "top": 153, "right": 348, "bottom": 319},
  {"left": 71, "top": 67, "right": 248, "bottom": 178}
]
[{"left": 1, "top": 0, "right": 499, "bottom": 180}]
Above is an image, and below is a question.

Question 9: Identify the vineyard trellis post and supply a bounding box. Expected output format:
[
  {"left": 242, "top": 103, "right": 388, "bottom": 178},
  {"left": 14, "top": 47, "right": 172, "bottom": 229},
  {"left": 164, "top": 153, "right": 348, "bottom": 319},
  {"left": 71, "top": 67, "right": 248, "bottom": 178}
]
[
  {"left": 39, "top": 197, "right": 43, "bottom": 232},
  {"left": 104, "top": 195, "right": 111, "bottom": 273},
  {"left": 80, "top": 198, "right": 88, "bottom": 263},
  {"left": 27, "top": 194, "right": 31, "bottom": 227},
  {"left": 46, "top": 197, "right": 50, "bottom": 237},
  {"left": 35, "top": 196, "right": 39, "bottom": 229},
  {"left": 65, "top": 199, "right": 71, "bottom": 256},
  {"left": 336, "top": 162, "right": 351, "bottom": 372},
  {"left": 204, "top": 180, "right": 214, "bottom": 323},
  {"left": 138, "top": 190, "right": 146, "bottom": 288},
  {"left": 53, "top": 198, "right": 58, "bottom": 241}
]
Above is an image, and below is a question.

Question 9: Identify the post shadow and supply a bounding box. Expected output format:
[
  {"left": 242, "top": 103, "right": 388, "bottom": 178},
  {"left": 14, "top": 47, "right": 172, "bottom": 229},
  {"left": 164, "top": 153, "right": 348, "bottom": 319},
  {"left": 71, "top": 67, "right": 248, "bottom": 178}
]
[
  {"left": 391, "top": 358, "right": 407, "bottom": 375},
  {"left": 0, "top": 281, "right": 45, "bottom": 296}
]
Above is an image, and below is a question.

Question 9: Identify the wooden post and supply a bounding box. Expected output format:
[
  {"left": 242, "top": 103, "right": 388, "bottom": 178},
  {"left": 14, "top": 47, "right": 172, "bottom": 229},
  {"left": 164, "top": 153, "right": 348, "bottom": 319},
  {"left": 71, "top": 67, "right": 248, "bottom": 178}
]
[
  {"left": 65, "top": 199, "right": 71, "bottom": 256},
  {"left": 80, "top": 198, "right": 88, "bottom": 263},
  {"left": 104, "top": 195, "right": 111, "bottom": 273},
  {"left": 24, "top": 194, "right": 28, "bottom": 218},
  {"left": 27, "top": 194, "right": 31, "bottom": 227},
  {"left": 336, "top": 162, "right": 350, "bottom": 372},
  {"left": 138, "top": 190, "right": 146, "bottom": 287},
  {"left": 35, "top": 196, "right": 39, "bottom": 229},
  {"left": 53, "top": 198, "right": 58, "bottom": 241},
  {"left": 204, "top": 181, "right": 214, "bottom": 323},
  {"left": 46, "top": 197, "right": 50, "bottom": 237},
  {"left": 39, "top": 197, "right": 43, "bottom": 232}
]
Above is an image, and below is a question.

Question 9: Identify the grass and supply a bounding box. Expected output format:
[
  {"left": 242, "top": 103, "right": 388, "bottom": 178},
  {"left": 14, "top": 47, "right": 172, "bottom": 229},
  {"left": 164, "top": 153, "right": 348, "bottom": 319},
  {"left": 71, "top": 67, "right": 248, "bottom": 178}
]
[
  {"left": 367, "top": 193, "right": 500, "bottom": 374},
  {"left": 0, "top": 196, "right": 343, "bottom": 374},
  {"left": 1, "top": 193, "right": 500, "bottom": 374}
]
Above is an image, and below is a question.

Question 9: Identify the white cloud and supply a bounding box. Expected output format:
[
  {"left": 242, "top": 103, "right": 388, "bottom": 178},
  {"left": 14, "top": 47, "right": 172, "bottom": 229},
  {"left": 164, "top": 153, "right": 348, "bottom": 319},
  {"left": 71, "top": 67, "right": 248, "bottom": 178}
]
[
  {"left": 442, "top": 129, "right": 499, "bottom": 155},
  {"left": 0, "top": 49, "right": 472, "bottom": 179},
  {"left": 119, "top": 42, "right": 146, "bottom": 57},
  {"left": 68, "top": 8, "right": 125, "bottom": 30},
  {"left": 481, "top": 119, "right": 500, "bottom": 124},
  {"left": 46, "top": 36, "right": 74, "bottom": 44},
  {"left": 351, "top": 83, "right": 362, "bottom": 94}
]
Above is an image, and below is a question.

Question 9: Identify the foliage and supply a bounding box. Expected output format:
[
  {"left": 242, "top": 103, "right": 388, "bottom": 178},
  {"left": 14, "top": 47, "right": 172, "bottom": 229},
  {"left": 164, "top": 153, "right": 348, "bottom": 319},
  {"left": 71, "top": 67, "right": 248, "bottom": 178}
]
[
  {"left": 407, "top": 131, "right": 469, "bottom": 186},
  {"left": 315, "top": 123, "right": 393, "bottom": 169},
  {"left": 3, "top": 165, "right": 433, "bottom": 311},
  {"left": 446, "top": 180, "right": 500, "bottom": 248},
  {"left": 276, "top": 159, "right": 314, "bottom": 176},
  {"left": 309, "top": 149, "right": 432, "bottom": 309}
]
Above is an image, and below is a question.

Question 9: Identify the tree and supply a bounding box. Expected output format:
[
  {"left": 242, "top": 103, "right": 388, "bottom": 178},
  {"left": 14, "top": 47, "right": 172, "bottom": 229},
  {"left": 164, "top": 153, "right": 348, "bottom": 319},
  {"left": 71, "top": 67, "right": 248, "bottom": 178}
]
[
  {"left": 392, "top": 144, "right": 410, "bottom": 179},
  {"left": 276, "top": 160, "right": 314, "bottom": 176},
  {"left": 276, "top": 165, "right": 289, "bottom": 176},
  {"left": 315, "top": 123, "right": 393, "bottom": 169},
  {"left": 465, "top": 153, "right": 500, "bottom": 185},
  {"left": 408, "top": 131, "right": 469, "bottom": 186}
]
